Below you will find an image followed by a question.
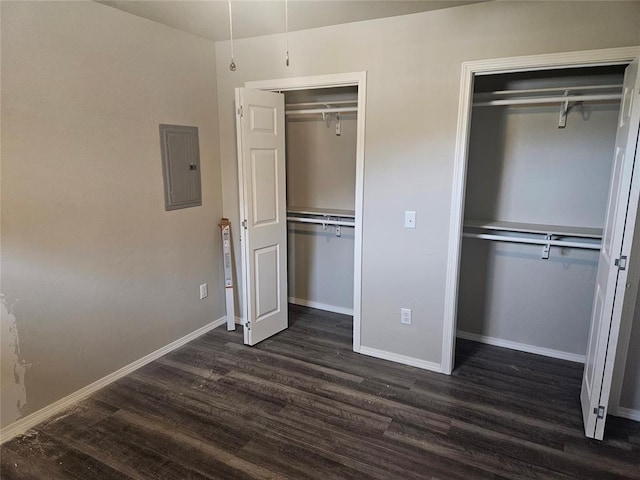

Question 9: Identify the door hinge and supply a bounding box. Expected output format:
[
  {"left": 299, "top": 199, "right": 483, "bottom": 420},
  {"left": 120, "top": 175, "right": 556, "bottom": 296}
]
[
  {"left": 594, "top": 405, "right": 606, "bottom": 419},
  {"left": 237, "top": 105, "right": 243, "bottom": 118},
  {"left": 615, "top": 255, "right": 628, "bottom": 270},
  {"left": 245, "top": 321, "right": 251, "bottom": 331},
  {"left": 242, "top": 219, "right": 248, "bottom": 230}
]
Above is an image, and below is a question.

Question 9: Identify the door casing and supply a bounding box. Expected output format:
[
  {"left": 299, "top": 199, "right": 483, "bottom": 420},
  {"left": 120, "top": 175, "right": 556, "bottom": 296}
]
[
  {"left": 443, "top": 47, "right": 640, "bottom": 420},
  {"left": 244, "top": 72, "right": 367, "bottom": 353}
]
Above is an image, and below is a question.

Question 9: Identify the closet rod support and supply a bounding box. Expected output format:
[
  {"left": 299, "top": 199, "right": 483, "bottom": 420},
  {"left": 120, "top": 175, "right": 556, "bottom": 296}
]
[
  {"left": 542, "top": 234, "right": 552, "bottom": 259},
  {"left": 558, "top": 91, "right": 569, "bottom": 128}
]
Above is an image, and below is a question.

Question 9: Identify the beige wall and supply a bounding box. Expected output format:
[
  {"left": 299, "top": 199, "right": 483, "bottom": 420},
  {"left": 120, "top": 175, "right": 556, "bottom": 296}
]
[
  {"left": 0, "top": 1, "right": 224, "bottom": 428},
  {"left": 215, "top": 1, "right": 640, "bottom": 363}
]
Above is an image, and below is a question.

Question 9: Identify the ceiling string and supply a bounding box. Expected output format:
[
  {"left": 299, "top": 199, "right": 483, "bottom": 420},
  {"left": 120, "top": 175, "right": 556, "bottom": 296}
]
[
  {"left": 228, "top": 0, "right": 236, "bottom": 71},
  {"left": 285, "top": 0, "right": 289, "bottom": 66}
]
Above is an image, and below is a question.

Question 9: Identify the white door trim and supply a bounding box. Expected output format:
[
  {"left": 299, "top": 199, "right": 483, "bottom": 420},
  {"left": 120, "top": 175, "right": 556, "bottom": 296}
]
[
  {"left": 246, "top": 72, "right": 367, "bottom": 353},
  {"left": 443, "top": 46, "right": 640, "bottom": 375}
]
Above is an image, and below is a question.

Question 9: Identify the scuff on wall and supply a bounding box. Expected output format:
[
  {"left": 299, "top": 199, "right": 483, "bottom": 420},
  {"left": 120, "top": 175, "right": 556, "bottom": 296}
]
[{"left": 1, "top": 295, "right": 28, "bottom": 427}]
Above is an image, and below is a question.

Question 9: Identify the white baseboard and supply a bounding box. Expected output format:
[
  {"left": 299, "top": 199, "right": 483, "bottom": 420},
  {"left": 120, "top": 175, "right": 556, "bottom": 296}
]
[
  {"left": 0, "top": 316, "right": 226, "bottom": 444},
  {"left": 359, "top": 346, "right": 442, "bottom": 373},
  {"left": 457, "top": 331, "right": 585, "bottom": 364},
  {"left": 612, "top": 406, "right": 640, "bottom": 422},
  {"left": 288, "top": 297, "right": 354, "bottom": 316}
]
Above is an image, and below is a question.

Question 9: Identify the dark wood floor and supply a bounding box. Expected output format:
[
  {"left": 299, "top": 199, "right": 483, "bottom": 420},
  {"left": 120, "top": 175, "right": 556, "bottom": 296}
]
[{"left": 2, "top": 305, "right": 639, "bottom": 479}]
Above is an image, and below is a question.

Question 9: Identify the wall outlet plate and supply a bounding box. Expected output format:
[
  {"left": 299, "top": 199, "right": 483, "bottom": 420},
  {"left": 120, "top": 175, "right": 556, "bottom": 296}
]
[
  {"left": 200, "top": 283, "right": 208, "bottom": 300},
  {"left": 401, "top": 308, "right": 412, "bottom": 324},
  {"left": 404, "top": 211, "right": 416, "bottom": 229}
]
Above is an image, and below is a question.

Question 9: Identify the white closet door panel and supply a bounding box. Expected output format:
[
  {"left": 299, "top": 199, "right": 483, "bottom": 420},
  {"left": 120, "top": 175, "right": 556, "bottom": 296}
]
[
  {"left": 235, "top": 87, "right": 288, "bottom": 346},
  {"left": 581, "top": 58, "right": 640, "bottom": 440}
]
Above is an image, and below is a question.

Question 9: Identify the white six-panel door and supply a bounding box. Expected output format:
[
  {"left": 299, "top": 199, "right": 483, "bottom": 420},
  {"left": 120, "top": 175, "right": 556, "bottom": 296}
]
[
  {"left": 235, "top": 88, "right": 288, "bottom": 346},
  {"left": 581, "top": 58, "right": 640, "bottom": 439}
]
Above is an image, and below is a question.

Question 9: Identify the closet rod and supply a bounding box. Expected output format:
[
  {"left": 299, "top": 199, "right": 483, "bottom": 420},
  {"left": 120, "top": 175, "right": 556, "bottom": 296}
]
[
  {"left": 285, "top": 107, "right": 358, "bottom": 115},
  {"left": 463, "top": 232, "right": 601, "bottom": 250},
  {"left": 286, "top": 100, "right": 357, "bottom": 108},
  {"left": 474, "top": 93, "right": 621, "bottom": 107},
  {"left": 287, "top": 217, "right": 355, "bottom": 227},
  {"left": 476, "top": 84, "right": 622, "bottom": 98}
]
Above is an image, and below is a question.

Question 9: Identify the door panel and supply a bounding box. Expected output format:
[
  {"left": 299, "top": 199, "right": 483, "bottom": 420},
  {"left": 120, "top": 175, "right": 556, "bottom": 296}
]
[
  {"left": 581, "top": 58, "right": 640, "bottom": 439},
  {"left": 255, "top": 245, "right": 280, "bottom": 319},
  {"left": 251, "top": 150, "right": 279, "bottom": 225},
  {"left": 235, "top": 87, "right": 288, "bottom": 346}
]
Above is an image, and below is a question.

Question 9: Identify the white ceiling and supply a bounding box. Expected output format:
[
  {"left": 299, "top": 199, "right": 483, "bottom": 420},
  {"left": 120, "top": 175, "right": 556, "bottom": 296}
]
[{"left": 98, "top": 1, "right": 487, "bottom": 42}]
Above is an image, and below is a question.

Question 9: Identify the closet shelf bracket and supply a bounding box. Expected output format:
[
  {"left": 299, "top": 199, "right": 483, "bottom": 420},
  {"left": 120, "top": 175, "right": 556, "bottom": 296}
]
[
  {"left": 320, "top": 111, "right": 342, "bottom": 136},
  {"left": 558, "top": 91, "right": 569, "bottom": 128},
  {"left": 542, "top": 234, "right": 552, "bottom": 259}
]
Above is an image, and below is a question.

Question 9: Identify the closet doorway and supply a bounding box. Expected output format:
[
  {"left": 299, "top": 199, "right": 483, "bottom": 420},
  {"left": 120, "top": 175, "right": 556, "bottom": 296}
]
[
  {"left": 444, "top": 47, "right": 640, "bottom": 440},
  {"left": 234, "top": 72, "right": 366, "bottom": 353}
]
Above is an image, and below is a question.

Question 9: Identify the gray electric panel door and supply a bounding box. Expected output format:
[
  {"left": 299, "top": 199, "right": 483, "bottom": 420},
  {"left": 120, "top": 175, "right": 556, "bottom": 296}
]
[{"left": 159, "top": 124, "right": 202, "bottom": 210}]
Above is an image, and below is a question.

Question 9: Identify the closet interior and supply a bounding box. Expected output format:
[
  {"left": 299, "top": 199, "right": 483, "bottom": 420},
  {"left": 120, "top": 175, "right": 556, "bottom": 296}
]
[
  {"left": 457, "top": 65, "right": 627, "bottom": 365},
  {"left": 284, "top": 87, "right": 358, "bottom": 316}
]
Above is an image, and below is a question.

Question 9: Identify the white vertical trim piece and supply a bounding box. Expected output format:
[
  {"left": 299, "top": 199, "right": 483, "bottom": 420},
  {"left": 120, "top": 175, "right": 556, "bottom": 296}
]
[
  {"left": 442, "top": 61, "right": 475, "bottom": 375},
  {"left": 443, "top": 46, "right": 640, "bottom": 376},
  {"left": 288, "top": 297, "right": 354, "bottom": 316},
  {"left": 234, "top": 88, "right": 249, "bottom": 339},
  {"left": 456, "top": 331, "right": 586, "bottom": 364},
  {"left": 0, "top": 316, "right": 227, "bottom": 445},
  {"left": 359, "top": 346, "right": 442, "bottom": 372},
  {"left": 246, "top": 71, "right": 367, "bottom": 354},
  {"left": 353, "top": 71, "right": 367, "bottom": 354}
]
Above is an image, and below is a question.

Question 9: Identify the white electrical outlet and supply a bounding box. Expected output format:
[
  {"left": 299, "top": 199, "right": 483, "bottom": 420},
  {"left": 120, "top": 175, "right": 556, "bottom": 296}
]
[
  {"left": 404, "top": 211, "right": 416, "bottom": 229},
  {"left": 200, "top": 283, "right": 208, "bottom": 300},
  {"left": 401, "top": 308, "right": 412, "bottom": 325}
]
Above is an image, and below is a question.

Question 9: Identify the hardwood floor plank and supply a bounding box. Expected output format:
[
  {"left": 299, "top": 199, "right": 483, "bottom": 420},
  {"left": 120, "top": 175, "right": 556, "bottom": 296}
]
[
  {"left": 0, "top": 442, "right": 72, "bottom": 480},
  {"left": 3, "top": 431, "right": 134, "bottom": 480},
  {"left": 248, "top": 406, "right": 492, "bottom": 480},
  {"left": 450, "top": 419, "right": 638, "bottom": 480},
  {"left": 96, "top": 409, "right": 281, "bottom": 480},
  {"left": 384, "top": 420, "right": 573, "bottom": 480}
]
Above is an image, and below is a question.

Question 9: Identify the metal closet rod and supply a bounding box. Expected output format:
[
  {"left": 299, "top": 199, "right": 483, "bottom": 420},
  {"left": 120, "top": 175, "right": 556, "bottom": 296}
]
[
  {"left": 285, "top": 106, "right": 358, "bottom": 115},
  {"left": 286, "top": 217, "right": 355, "bottom": 227},
  {"left": 475, "top": 83, "right": 623, "bottom": 98},
  {"left": 474, "top": 93, "right": 621, "bottom": 107},
  {"left": 286, "top": 100, "right": 357, "bottom": 108},
  {"left": 462, "top": 232, "right": 601, "bottom": 250}
]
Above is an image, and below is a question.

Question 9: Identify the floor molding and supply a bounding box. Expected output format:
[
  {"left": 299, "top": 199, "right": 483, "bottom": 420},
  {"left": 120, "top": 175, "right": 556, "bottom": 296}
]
[
  {"left": 612, "top": 406, "right": 640, "bottom": 422},
  {"left": 457, "top": 331, "right": 586, "bottom": 364},
  {"left": 0, "top": 316, "right": 226, "bottom": 444},
  {"left": 289, "top": 297, "right": 353, "bottom": 316},
  {"left": 359, "top": 346, "right": 442, "bottom": 373}
]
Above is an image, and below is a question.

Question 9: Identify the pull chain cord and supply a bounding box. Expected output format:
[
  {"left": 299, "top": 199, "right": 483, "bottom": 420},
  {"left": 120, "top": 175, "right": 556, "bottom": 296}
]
[
  {"left": 228, "top": 0, "right": 236, "bottom": 71},
  {"left": 285, "top": 0, "right": 289, "bottom": 66}
]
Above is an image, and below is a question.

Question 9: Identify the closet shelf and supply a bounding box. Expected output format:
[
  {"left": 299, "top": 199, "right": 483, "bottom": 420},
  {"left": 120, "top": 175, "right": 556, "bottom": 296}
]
[
  {"left": 463, "top": 220, "right": 602, "bottom": 253},
  {"left": 288, "top": 207, "right": 355, "bottom": 218},
  {"left": 285, "top": 100, "right": 358, "bottom": 116},
  {"left": 473, "top": 83, "right": 622, "bottom": 107},
  {"left": 287, "top": 207, "right": 355, "bottom": 235},
  {"left": 464, "top": 220, "right": 602, "bottom": 239}
]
